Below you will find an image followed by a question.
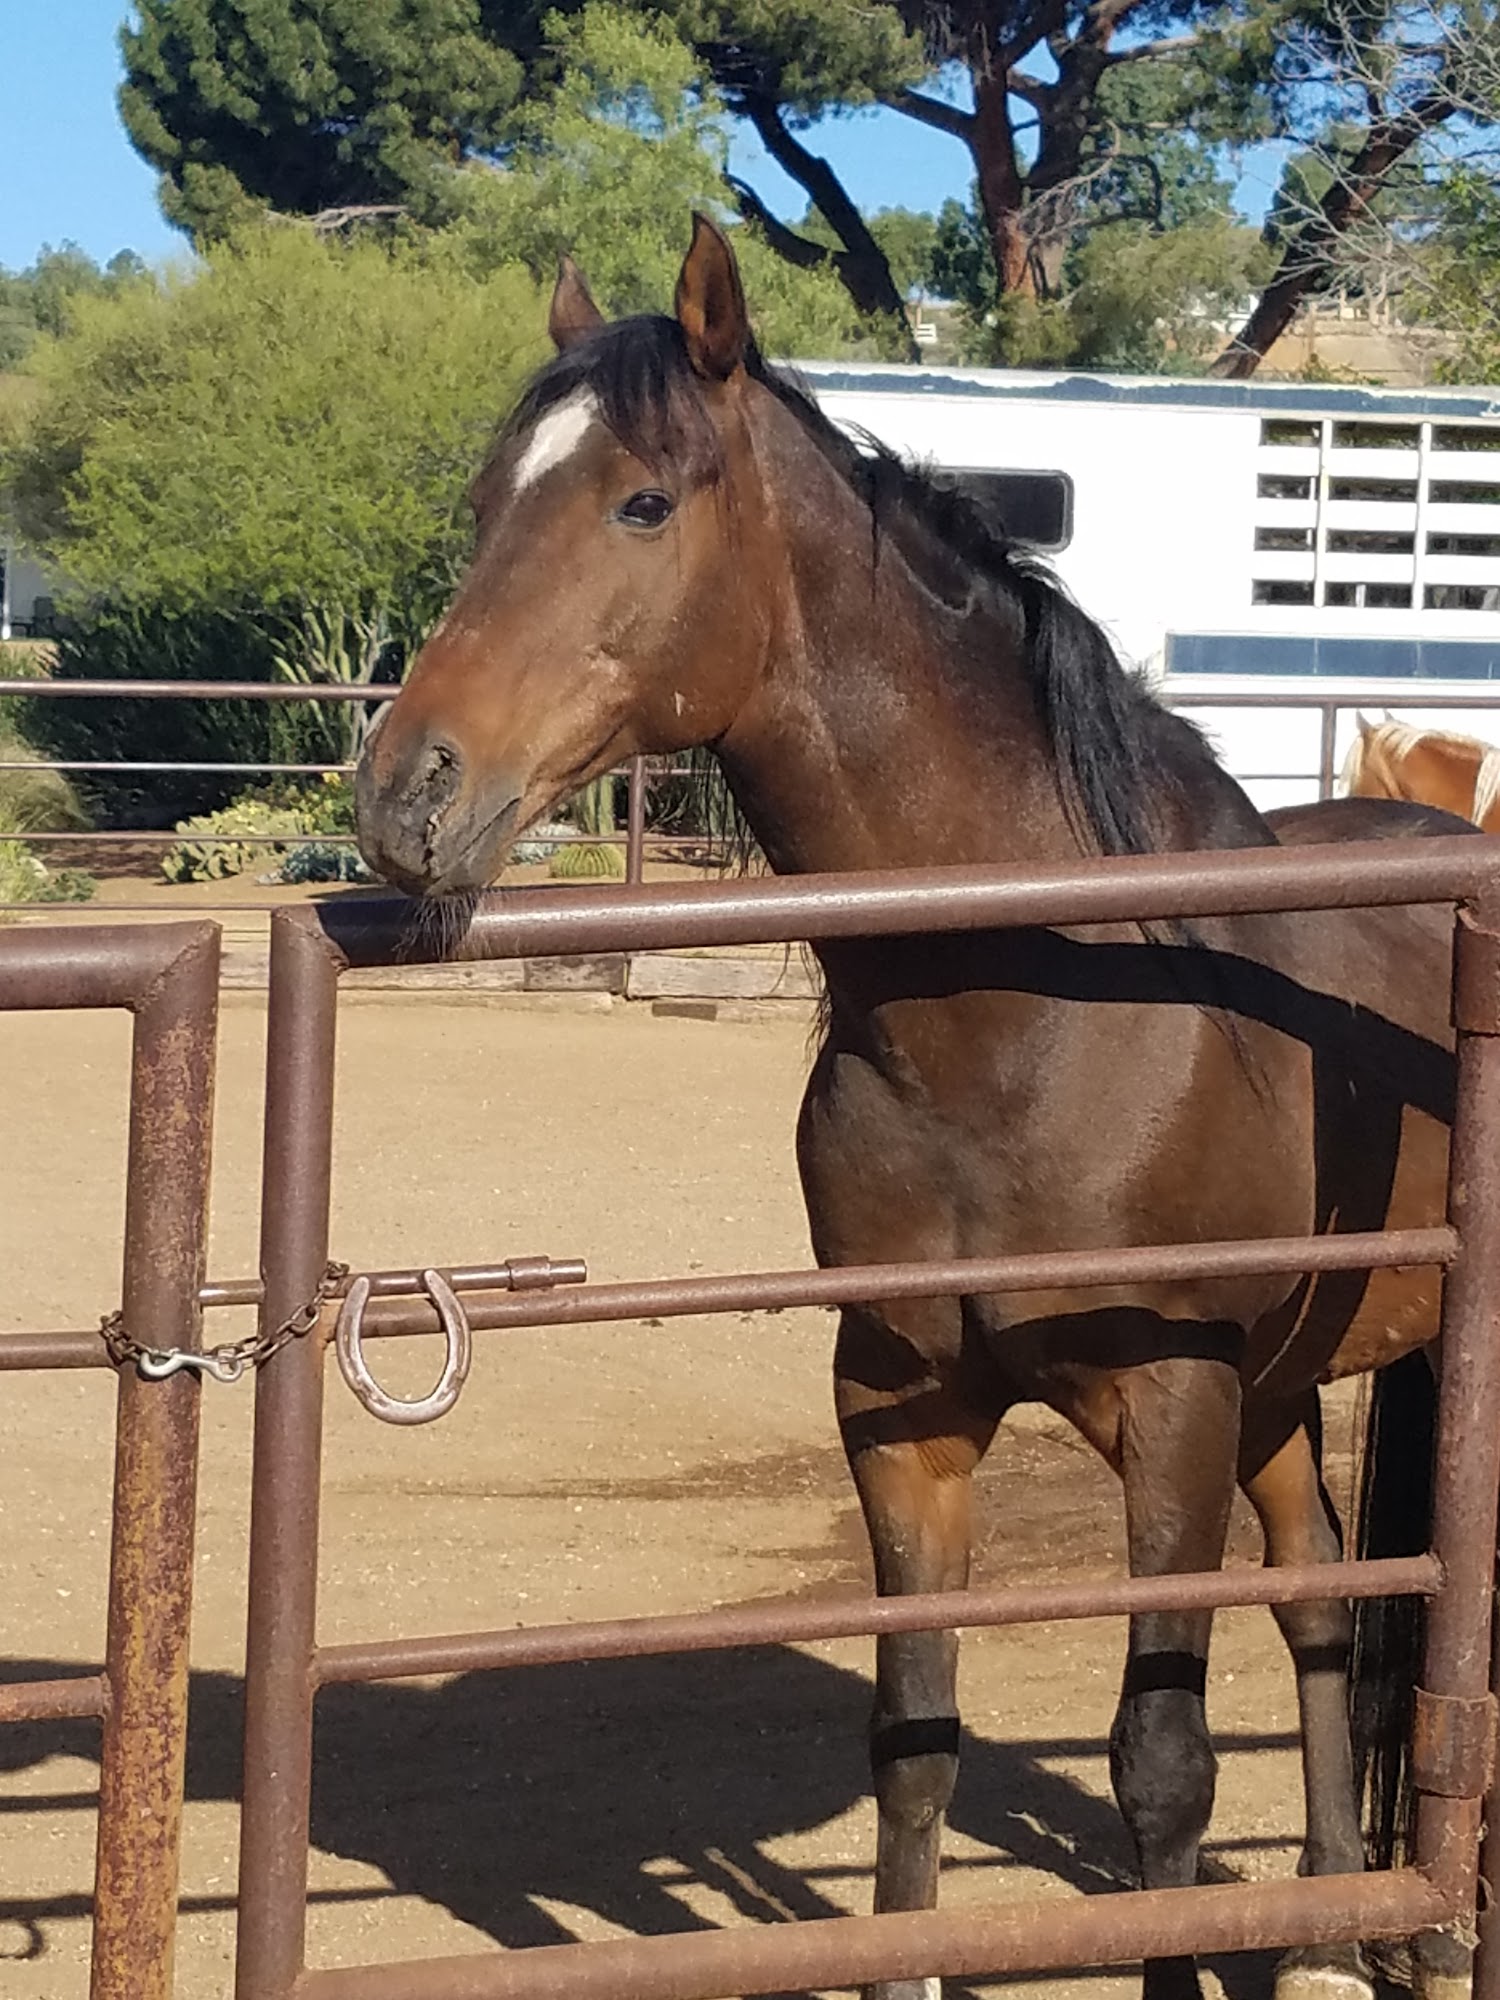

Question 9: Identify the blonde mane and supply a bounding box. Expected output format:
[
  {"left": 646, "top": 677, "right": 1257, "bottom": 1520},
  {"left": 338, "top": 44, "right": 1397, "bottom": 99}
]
[
  {"left": 1473, "top": 745, "right": 1500, "bottom": 827},
  {"left": 1341, "top": 712, "right": 1500, "bottom": 824}
]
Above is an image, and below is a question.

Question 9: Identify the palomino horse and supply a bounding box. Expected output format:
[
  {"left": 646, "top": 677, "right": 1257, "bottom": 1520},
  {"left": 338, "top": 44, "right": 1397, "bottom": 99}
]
[
  {"left": 356, "top": 218, "right": 1468, "bottom": 2000},
  {"left": 1343, "top": 715, "right": 1500, "bottom": 832}
]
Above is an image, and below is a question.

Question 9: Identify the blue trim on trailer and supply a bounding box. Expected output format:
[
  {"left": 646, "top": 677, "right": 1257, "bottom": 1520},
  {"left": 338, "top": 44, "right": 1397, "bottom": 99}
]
[
  {"left": 1166, "top": 634, "right": 1500, "bottom": 678},
  {"left": 797, "top": 364, "right": 1500, "bottom": 423}
]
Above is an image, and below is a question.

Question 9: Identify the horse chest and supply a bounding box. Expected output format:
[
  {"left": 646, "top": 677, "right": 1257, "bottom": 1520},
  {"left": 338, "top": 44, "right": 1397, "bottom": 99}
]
[{"left": 796, "top": 994, "right": 1309, "bottom": 1278}]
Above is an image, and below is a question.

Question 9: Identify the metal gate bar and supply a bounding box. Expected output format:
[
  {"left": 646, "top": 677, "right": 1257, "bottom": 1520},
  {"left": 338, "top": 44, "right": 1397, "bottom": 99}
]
[
  {"left": 299, "top": 1872, "right": 1449, "bottom": 2000},
  {"left": 313, "top": 1553, "right": 1442, "bottom": 1687},
  {"left": 236, "top": 837, "right": 1500, "bottom": 2000},
  {"left": 0, "top": 921, "right": 219, "bottom": 2000},
  {"left": 348, "top": 1224, "right": 1457, "bottom": 1338}
]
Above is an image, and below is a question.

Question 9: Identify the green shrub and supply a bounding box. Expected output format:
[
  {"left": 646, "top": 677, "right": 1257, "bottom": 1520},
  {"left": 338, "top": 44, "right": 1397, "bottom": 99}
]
[
  {"left": 9, "top": 606, "right": 338, "bottom": 827},
  {"left": 161, "top": 799, "right": 310, "bottom": 882},
  {"left": 248, "top": 772, "right": 355, "bottom": 834},
  {"left": 0, "top": 724, "right": 89, "bottom": 833},
  {"left": 0, "top": 793, "right": 94, "bottom": 911},
  {"left": 277, "top": 841, "right": 370, "bottom": 884}
]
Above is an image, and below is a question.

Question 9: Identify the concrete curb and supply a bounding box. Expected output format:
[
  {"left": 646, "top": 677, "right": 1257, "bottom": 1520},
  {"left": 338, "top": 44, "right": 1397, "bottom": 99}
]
[
  {"left": 222, "top": 945, "right": 821, "bottom": 1003},
  {"left": 218, "top": 946, "right": 823, "bottom": 1019}
]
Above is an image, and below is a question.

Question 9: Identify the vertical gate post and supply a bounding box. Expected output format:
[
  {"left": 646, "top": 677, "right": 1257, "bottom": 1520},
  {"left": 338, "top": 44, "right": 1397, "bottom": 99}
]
[
  {"left": 1416, "top": 894, "right": 1500, "bottom": 1940},
  {"left": 91, "top": 925, "right": 220, "bottom": 2000},
  {"left": 236, "top": 912, "right": 343, "bottom": 2000},
  {"left": 1475, "top": 1605, "right": 1500, "bottom": 2000},
  {"left": 626, "top": 755, "right": 647, "bottom": 885}
]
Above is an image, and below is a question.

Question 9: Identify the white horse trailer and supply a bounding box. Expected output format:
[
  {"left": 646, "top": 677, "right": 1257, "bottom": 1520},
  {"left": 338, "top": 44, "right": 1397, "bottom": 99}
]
[{"left": 799, "top": 362, "right": 1500, "bottom": 810}]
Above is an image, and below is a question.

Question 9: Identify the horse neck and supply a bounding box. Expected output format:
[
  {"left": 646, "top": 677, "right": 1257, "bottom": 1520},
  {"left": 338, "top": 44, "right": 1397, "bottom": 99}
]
[{"left": 711, "top": 405, "right": 1082, "bottom": 879}]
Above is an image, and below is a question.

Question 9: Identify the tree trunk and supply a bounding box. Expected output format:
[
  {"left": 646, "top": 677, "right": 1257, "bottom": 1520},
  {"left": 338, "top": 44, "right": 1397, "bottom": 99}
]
[
  {"left": 1211, "top": 112, "right": 1438, "bottom": 378},
  {"left": 737, "top": 93, "right": 919, "bottom": 354},
  {"left": 972, "top": 67, "right": 1037, "bottom": 295}
]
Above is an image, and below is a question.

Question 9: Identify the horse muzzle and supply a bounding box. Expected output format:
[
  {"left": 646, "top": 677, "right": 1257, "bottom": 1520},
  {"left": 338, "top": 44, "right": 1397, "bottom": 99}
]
[{"left": 354, "top": 731, "right": 522, "bottom": 897}]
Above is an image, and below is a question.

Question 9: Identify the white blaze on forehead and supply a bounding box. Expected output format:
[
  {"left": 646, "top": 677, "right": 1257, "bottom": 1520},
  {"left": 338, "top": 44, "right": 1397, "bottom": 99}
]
[{"left": 512, "top": 390, "right": 601, "bottom": 494}]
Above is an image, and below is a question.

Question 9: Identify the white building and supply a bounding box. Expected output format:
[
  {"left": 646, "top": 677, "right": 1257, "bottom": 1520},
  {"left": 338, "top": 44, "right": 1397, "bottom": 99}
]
[
  {"left": 0, "top": 543, "right": 52, "bottom": 641},
  {"left": 800, "top": 363, "right": 1500, "bottom": 810}
]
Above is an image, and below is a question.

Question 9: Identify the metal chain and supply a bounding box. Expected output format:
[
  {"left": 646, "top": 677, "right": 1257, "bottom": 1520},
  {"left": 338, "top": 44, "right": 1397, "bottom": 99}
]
[{"left": 99, "top": 1261, "right": 351, "bottom": 1384}]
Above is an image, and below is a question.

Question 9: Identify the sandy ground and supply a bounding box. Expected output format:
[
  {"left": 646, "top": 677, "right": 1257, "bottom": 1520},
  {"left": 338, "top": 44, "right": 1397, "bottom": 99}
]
[{"left": 0, "top": 989, "right": 1364, "bottom": 2000}]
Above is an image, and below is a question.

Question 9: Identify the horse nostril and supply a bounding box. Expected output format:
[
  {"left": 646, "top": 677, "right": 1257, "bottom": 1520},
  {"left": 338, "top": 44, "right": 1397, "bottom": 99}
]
[{"left": 411, "top": 739, "right": 464, "bottom": 827}]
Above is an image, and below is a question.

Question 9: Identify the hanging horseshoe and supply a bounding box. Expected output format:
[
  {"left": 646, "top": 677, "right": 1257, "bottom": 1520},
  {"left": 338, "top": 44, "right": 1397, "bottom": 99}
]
[{"left": 335, "top": 1269, "right": 473, "bottom": 1425}]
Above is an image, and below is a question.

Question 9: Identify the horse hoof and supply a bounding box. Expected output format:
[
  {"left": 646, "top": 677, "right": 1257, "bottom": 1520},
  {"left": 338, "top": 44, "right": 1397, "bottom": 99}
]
[{"left": 1274, "top": 1947, "right": 1375, "bottom": 2000}]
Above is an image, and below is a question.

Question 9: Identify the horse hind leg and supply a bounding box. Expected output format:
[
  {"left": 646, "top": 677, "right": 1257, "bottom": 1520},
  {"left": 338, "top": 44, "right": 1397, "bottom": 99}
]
[
  {"left": 1240, "top": 1394, "right": 1373, "bottom": 2000},
  {"left": 1108, "top": 1347, "right": 1242, "bottom": 2000},
  {"left": 835, "top": 1306, "right": 1000, "bottom": 2000}
]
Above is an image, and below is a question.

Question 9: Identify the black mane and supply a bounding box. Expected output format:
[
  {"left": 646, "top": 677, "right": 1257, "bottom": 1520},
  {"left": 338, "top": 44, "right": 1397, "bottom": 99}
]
[{"left": 494, "top": 314, "right": 1255, "bottom": 860}]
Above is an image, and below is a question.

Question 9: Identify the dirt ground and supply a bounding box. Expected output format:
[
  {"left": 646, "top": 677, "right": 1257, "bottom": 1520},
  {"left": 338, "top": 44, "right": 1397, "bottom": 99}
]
[{"left": 0, "top": 985, "right": 1367, "bottom": 2000}]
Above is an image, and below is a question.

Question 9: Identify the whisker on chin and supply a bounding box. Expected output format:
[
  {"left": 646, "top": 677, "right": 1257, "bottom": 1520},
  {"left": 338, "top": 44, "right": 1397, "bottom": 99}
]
[{"left": 393, "top": 889, "right": 481, "bottom": 964}]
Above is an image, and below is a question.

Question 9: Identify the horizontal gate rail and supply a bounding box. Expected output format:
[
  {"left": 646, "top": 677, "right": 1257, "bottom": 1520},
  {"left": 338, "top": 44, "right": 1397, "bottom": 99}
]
[
  {"left": 0, "top": 919, "right": 219, "bottom": 2000},
  {"left": 236, "top": 834, "right": 1500, "bottom": 2000},
  {"left": 315, "top": 829, "right": 1500, "bottom": 962},
  {"left": 302, "top": 1870, "right": 1450, "bottom": 2000},
  {"left": 0, "top": 1222, "right": 1457, "bottom": 1366},
  {"left": 313, "top": 1554, "right": 1444, "bottom": 1688},
  {"left": 348, "top": 1224, "right": 1458, "bottom": 1338}
]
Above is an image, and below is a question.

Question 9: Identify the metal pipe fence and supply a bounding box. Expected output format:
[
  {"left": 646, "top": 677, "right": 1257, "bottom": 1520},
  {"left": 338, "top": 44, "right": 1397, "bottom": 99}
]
[
  {"left": 7, "top": 677, "right": 1500, "bottom": 908},
  {"left": 0, "top": 920, "right": 219, "bottom": 2000},
  {"left": 223, "top": 833, "right": 1500, "bottom": 2000},
  {"left": 0, "top": 680, "right": 670, "bottom": 888},
  {"left": 8, "top": 778, "right": 1500, "bottom": 1993}
]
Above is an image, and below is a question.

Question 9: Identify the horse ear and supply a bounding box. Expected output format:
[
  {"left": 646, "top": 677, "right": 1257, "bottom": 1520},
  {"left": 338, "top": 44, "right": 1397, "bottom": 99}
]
[
  {"left": 549, "top": 255, "right": 605, "bottom": 352},
  {"left": 674, "top": 212, "right": 749, "bottom": 380}
]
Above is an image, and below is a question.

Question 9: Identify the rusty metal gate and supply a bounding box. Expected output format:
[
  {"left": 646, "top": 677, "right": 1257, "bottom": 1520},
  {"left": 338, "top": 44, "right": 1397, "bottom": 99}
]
[
  {"left": 11, "top": 839, "right": 1500, "bottom": 1999},
  {"left": 0, "top": 922, "right": 218, "bottom": 2000},
  {"left": 224, "top": 834, "right": 1500, "bottom": 2000}
]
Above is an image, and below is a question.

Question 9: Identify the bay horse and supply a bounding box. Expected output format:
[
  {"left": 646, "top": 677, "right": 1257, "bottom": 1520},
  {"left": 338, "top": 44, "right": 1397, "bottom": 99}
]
[
  {"left": 355, "top": 217, "right": 1468, "bottom": 2000},
  {"left": 1343, "top": 715, "right": 1500, "bottom": 833}
]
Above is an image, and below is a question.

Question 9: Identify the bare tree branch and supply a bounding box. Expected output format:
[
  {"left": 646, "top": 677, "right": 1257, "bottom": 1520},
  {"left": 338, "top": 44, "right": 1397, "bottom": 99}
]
[
  {"left": 736, "top": 90, "right": 918, "bottom": 346},
  {"left": 1104, "top": 34, "right": 1202, "bottom": 64},
  {"left": 889, "top": 86, "right": 975, "bottom": 137},
  {"left": 724, "top": 178, "right": 833, "bottom": 271}
]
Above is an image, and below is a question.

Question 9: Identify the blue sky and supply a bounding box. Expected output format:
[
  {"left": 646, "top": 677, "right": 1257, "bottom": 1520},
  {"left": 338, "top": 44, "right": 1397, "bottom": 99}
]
[{"left": 1, "top": 0, "right": 1282, "bottom": 273}]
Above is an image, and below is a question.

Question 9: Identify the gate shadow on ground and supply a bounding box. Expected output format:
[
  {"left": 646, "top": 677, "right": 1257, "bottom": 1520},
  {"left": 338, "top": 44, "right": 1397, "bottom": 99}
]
[{"left": 0, "top": 1649, "right": 1306, "bottom": 2000}]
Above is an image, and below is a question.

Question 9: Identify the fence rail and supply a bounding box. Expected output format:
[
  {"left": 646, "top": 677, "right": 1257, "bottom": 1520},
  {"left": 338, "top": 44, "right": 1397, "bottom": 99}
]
[{"left": 7, "top": 677, "right": 1500, "bottom": 908}]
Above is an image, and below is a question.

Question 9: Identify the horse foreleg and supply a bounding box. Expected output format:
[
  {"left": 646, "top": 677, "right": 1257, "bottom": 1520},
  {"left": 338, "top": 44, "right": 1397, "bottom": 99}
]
[
  {"left": 835, "top": 1306, "right": 998, "bottom": 2000},
  {"left": 1109, "top": 1350, "right": 1241, "bottom": 2000},
  {"left": 1241, "top": 1394, "right": 1374, "bottom": 2000}
]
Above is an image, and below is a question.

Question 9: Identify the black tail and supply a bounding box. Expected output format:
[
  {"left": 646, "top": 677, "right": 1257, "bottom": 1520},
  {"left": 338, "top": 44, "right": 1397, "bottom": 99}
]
[{"left": 1350, "top": 1347, "right": 1438, "bottom": 1869}]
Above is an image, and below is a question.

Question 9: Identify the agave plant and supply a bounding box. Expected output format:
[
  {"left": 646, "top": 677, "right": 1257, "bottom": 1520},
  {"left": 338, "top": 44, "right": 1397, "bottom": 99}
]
[{"left": 271, "top": 604, "right": 394, "bottom": 763}]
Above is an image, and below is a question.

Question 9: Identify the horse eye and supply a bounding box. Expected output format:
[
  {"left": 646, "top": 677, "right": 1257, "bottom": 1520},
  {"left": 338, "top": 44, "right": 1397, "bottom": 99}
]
[{"left": 616, "top": 489, "right": 675, "bottom": 530}]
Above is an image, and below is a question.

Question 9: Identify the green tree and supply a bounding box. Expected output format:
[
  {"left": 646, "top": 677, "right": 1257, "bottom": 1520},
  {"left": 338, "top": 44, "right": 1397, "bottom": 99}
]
[
  {"left": 1067, "top": 215, "right": 1276, "bottom": 368},
  {"left": 1399, "top": 168, "right": 1500, "bottom": 380},
  {"left": 121, "top": 0, "right": 1500, "bottom": 375},
  {"left": 0, "top": 244, "right": 147, "bottom": 371},
  {"left": 0, "top": 227, "right": 547, "bottom": 818},
  {"left": 1209, "top": 0, "right": 1500, "bottom": 374},
  {"left": 120, "top": 0, "right": 525, "bottom": 240},
  {"left": 4, "top": 227, "right": 544, "bottom": 627},
  {"left": 441, "top": 6, "right": 875, "bottom": 353},
  {"left": 791, "top": 205, "right": 941, "bottom": 298}
]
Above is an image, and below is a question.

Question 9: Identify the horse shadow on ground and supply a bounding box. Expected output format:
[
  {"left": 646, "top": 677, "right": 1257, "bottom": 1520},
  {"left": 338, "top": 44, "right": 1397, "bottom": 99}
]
[{"left": 0, "top": 1647, "right": 1310, "bottom": 2000}]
